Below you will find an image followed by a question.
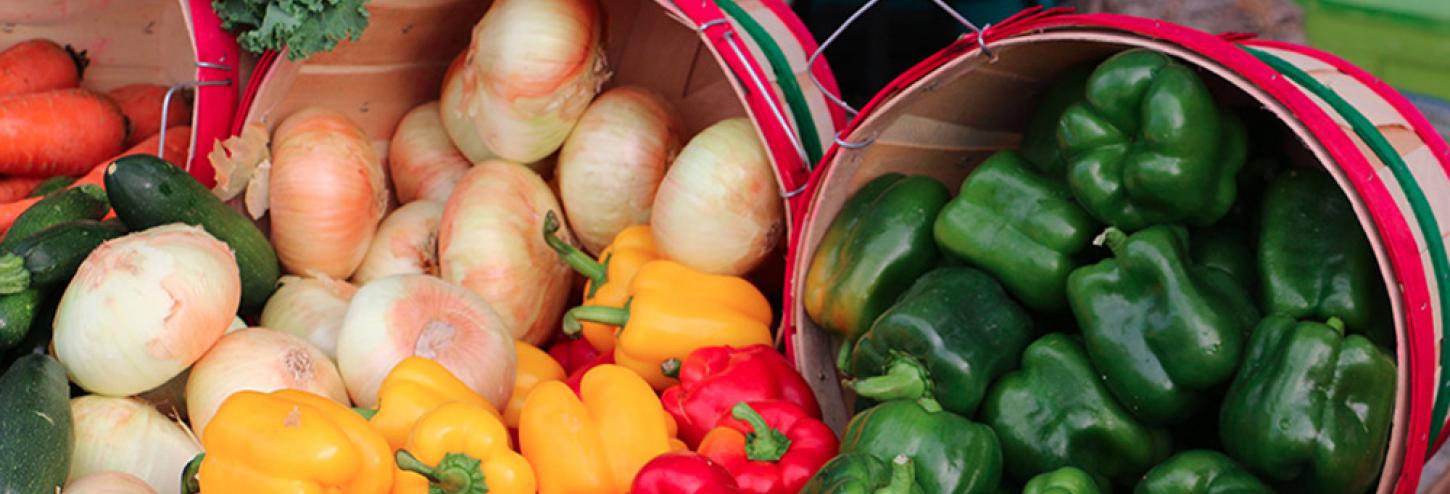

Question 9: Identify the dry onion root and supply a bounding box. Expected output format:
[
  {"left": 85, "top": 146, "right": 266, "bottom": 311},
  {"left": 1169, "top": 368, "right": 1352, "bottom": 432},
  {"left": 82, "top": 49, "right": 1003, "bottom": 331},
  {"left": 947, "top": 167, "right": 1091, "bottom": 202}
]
[
  {"left": 389, "top": 102, "right": 472, "bottom": 204},
  {"left": 185, "top": 327, "right": 348, "bottom": 435},
  {"left": 336, "top": 274, "right": 517, "bottom": 408},
  {"left": 352, "top": 200, "right": 445, "bottom": 285}
]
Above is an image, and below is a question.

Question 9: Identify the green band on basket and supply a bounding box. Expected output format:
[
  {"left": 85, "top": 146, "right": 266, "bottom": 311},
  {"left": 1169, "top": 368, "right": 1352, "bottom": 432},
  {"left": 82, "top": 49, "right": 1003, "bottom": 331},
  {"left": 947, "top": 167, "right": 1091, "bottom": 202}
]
[
  {"left": 713, "top": 0, "right": 825, "bottom": 166},
  {"left": 1245, "top": 45, "right": 1450, "bottom": 452}
]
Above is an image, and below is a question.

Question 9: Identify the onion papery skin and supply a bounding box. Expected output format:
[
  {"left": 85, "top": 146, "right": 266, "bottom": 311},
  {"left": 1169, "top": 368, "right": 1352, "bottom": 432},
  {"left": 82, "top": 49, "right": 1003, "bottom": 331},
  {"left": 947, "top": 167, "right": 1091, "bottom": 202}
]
[
  {"left": 439, "top": 160, "right": 576, "bottom": 344},
  {"left": 651, "top": 118, "right": 784, "bottom": 275},
  {"left": 269, "top": 106, "right": 388, "bottom": 279},
  {"left": 68, "top": 396, "right": 201, "bottom": 494},
  {"left": 389, "top": 102, "right": 472, "bottom": 204},
  {"left": 353, "top": 200, "right": 444, "bottom": 285},
  {"left": 336, "top": 274, "right": 517, "bottom": 408},
  {"left": 185, "top": 327, "right": 348, "bottom": 435},
  {"left": 558, "top": 86, "right": 681, "bottom": 254},
  {"left": 54, "top": 224, "right": 241, "bottom": 396},
  {"left": 455, "top": 0, "right": 609, "bottom": 164},
  {"left": 258, "top": 274, "right": 356, "bottom": 361}
]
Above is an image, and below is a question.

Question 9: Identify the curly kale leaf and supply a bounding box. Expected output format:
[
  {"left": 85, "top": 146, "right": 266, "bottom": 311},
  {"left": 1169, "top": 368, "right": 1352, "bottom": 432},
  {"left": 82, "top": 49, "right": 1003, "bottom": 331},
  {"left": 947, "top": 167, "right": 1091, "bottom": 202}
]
[{"left": 213, "top": 0, "right": 370, "bottom": 61}]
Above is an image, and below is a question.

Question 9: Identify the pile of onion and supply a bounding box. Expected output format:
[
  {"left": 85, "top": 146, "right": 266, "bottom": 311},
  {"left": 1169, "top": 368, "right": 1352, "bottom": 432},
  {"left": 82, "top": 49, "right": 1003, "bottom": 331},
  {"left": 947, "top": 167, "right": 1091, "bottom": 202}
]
[
  {"left": 185, "top": 328, "right": 348, "bottom": 434},
  {"left": 69, "top": 396, "right": 201, "bottom": 494},
  {"left": 558, "top": 86, "right": 681, "bottom": 253},
  {"left": 439, "top": 160, "right": 577, "bottom": 344},
  {"left": 269, "top": 106, "right": 388, "bottom": 279},
  {"left": 336, "top": 274, "right": 516, "bottom": 408},
  {"left": 259, "top": 274, "right": 357, "bottom": 360},
  {"left": 352, "top": 200, "right": 444, "bottom": 285},
  {"left": 449, "top": 0, "right": 610, "bottom": 164},
  {"left": 389, "top": 102, "right": 472, "bottom": 204},
  {"left": 651, "top": 118, "right": 783, "bottom": 275},
  {"left": 54, "top": 225, "right": 241, "bottom": 396}
]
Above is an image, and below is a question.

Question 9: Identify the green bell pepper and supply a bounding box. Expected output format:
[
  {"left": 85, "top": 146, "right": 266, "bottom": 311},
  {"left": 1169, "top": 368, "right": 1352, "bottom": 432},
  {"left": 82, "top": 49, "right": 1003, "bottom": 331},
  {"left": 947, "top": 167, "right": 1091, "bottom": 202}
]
[
  {"left": 845, "top": 266, "right": 1036, "bottom": 416},
  {"left": 801, "top": 453, "right": 924, "bottom": 494},
  {"left": 981, "top": 333, "right": 1172, "bottom": 485},
  {"left": 933, "top": 151, "right": 1098, "bottom": 311},
  {"left": 1219, "top": 315, "right": 1395, "bottom": 494},
  {"left": 1259, "top": 167, "right": 1388, "bottom": 343},
  {"left": 1135, "top": 450, "right": 1272, "bottom": 494},
  {"left": 1190, "top": 214, "right": 1257, "bottom": 298},
  {"left": 1066, "top": 225, "right": 1259, "bottom": 425},
  {"left": 1057, "top": 49, "right": 1248, "bottom": 231},
  {"left": 842, "top": 399, "right": 1002, "bottom": 494},
  {"left": 1022, "top": 467, "right": 1103, "bottom": 494},
  {"left": 804, "top": 173, "right": 950, "bottom": 340},
  {"left": 1020, "top": 66, "right": 1092, "bottom": 176}
]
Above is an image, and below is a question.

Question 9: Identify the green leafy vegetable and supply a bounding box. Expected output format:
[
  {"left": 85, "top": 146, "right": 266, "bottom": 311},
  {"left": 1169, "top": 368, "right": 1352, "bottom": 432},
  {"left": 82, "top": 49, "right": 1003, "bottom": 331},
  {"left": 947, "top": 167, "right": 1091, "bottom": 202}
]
[{"left": 213, "top": 0, "right": 371, "bottom": 61}]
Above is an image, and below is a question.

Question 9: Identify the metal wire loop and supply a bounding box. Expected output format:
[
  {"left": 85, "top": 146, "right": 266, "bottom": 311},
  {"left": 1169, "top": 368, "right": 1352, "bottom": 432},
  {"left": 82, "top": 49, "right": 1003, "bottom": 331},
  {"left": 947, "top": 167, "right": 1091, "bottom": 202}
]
[
  {"left": 834, "top": 130, "right": 875, "bottom": 150},
  {"left": 718, "top": 30, "right": 813, "bottom": 175},
  {"left": 783, "top": 182, "right": 810, "bottom": 199},
  {"left": 696, "top": 18, "right": 728, "bottom": 33},
  {"left": 157, "top": 79, "right": 230, "bottom": 160}
]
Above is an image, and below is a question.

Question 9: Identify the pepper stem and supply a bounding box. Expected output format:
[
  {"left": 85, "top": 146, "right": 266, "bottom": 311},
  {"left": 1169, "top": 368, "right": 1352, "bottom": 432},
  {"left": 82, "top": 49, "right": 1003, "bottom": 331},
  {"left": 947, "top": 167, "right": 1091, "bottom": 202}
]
[
  {"left": 1094, "top": 227, "right": 1129, "bottom": 257},
  {"left": 396, "top": 450, "right": 489, "bottom": 494},
  {"left": 561, "top": 304, "right": 631, "bottom": 336},
  {"left": 180, "top": 453, "right": 204, "bottom": 494},
  {"left": 877, "top": 455, "right": 916, "bottom": 494},
  {"left": 836, "top": 339, "right": 854, "bottom": 374},
  {"left": 1325, "top": 317, "right": 1346, "bottom": 334},
  {"left": 352, "top": 407, "right": 377, "bottom": 420},
  {"left": 731, "top": 402, "right": 791, "bottom": 463},
  {"left": 660, "top": 358, "right": 682, "bottom": 379},
  {"left": 0, "top": 254, "right": 30, "bottom": 294},
  {"left": 848, "top": 358, "right": 929, "bottom": 403},
  {"left": 542, "top": 210, "right": 607, "bottom": 286}
]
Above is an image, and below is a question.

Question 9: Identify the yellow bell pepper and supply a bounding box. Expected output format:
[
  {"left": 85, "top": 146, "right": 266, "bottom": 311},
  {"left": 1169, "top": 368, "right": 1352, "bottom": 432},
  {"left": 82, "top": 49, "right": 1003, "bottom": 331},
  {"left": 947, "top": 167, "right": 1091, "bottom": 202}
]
[
  {"left": 392, "top": 401, "right": 535, "bottom": 494},
  {"left": 504, "top": 341, "right": 565, "bottom": 428},
  {"left": 198, "top": 389, "right": 393, "bottom": 494},
  {"left": 519, "top": 364, "right": 686, "bottom": 494},
  {"left": 543, "top": 211, "right": 659, "bottom": 353},
  {"left": 369, "top": 356, "right": 493, "bottom": 450},
  {"left": 562, "top": 260, "right": 774, "bottom": 389}
]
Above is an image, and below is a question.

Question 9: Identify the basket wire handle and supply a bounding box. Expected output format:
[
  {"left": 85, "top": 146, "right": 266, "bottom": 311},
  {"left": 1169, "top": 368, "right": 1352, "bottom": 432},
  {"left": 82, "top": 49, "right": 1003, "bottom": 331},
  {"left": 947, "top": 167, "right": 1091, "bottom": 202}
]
[{"left": 157, "top": 61, "right": 233, "bottom": 165}]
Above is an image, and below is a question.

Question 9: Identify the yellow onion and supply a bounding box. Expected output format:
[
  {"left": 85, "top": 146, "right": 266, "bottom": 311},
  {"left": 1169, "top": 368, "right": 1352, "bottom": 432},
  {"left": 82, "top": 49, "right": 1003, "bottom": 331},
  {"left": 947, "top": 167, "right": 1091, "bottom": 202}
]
[
  {"left": 558, "top": 86, "right": 682, "bottom": 253},
  {"left": 68, "top": 396, "right": 201, "bottom": 494},
  {"left": 54, "top": 224, "right": 240, "bottom": 396},
  {"left": 66, "top": 471, "right": 158, "bottom": 494},
  {"left": 439, "top": 160, "right": 576, "bottom": 343},
  {"left": 258, "top": 274, "right": 356, "bottom": 360},
  {"left": 440, "top": 52, "right": 498, "bottom": 165},
  {"left": 185, "top": 328, "right": 348, "bottom": 435},
  {"left": 652, "top": 118, "right": 784, "bottom": 275},
  {"left": 269, "top": 106, "right": 388, "bottom": 278},
  {"left": 452, "top": 0, "right": 609, "bottom": 163},
  {"left": 352, "top": 200, "right": 444, "bottom": 285},
  {"left": 390, "top": 102, "right": 472, "bottom": 204},
  {"left": 336, "top": 274, "right": 516, "bottom": 408}
]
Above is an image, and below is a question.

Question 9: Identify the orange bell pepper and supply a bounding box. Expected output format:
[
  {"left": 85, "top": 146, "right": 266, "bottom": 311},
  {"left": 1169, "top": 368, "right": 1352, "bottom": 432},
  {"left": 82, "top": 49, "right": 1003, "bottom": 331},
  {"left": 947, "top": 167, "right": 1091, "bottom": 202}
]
[
  {"left": 519, "top": 364, "right": 687, "bottom": 494},
  {"left": 543, "top": 211, "right": 659, "bottom": 353},
  {"left": 369, "top": 356, "right": 494, "bottom": 450},
  {"left": 198, "top": 389, "right": 393, "bottom": 494},
  {"left": 393, "top": 401, "right": 535, "bottom": 494},
  {"left": 563, "top": 260, "right": 774, "bottom": 389},
  {"left": 504, "top": 341, "right": 565, "bottom": 428}
]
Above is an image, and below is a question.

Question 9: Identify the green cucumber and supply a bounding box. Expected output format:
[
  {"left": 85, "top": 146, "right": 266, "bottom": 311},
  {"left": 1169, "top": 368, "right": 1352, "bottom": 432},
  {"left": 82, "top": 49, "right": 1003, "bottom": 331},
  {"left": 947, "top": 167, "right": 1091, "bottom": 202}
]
[
  {"left": 0, "top": 354, "right": 73, "bottom": 493},
  {"left": 27, "top": 177, "right": 76, "bottom": 198},
  {"left": 1, "top": 185, "right": 109, "bottom": 251},
  {"left": 105, "top": 154, "right": 279, "bottom": 309},
  {"left": 0, "top": 220, "right": 127, "bottom": 292}
]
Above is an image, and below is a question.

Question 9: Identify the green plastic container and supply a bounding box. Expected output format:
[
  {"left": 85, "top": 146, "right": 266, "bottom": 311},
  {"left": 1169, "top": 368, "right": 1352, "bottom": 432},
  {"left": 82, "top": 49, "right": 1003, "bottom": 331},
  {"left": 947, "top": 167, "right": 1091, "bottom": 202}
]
[{"left": 1303, "top": 0, "right": 1450, "bottom": 102}]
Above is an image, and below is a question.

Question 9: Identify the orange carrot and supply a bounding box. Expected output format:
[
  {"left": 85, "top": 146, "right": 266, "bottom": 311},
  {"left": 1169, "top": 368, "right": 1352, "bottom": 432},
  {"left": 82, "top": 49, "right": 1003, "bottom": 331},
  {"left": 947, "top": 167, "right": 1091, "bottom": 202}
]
[
  {"left": 0, "top": 126, "right": 190, "bottom": 234},
  {"left": 0, "top": 39, "right": 86, "bottom": 97},
  {"left": 0, "top": 177, "right": 47, "bottom": 202},
  {"left": 0, "top": 88, "right": 127, "bottom": 177},
  {"left": 109, "top": 84, "right": 191, "bottom": 147}
]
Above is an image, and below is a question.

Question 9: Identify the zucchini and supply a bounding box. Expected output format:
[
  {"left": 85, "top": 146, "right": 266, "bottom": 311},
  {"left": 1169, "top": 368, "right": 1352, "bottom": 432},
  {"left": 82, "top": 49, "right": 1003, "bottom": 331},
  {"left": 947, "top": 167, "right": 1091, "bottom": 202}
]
[
  {"left": 0, "top": 288, "right": 41, "bottom": 351},
  {"left": 0, "top": 220, "right": 126, "bottom": 289},
  {"left": 0, "top": 354, "right": 73, "bottom": 493},
  {"left": 105, "top": 154, "right": 280, "bottom": 309},
  {"left": 27, "top": 176, "right": 76, "bottom": 198},
  {"left": 1, "top": 184, "right": 109, "bottom": 251}
]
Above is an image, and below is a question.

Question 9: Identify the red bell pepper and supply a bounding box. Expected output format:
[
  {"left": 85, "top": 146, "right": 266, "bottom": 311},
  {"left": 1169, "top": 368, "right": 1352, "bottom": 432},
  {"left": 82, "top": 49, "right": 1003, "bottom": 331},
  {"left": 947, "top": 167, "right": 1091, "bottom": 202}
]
[
  {"left": 697, "top": 401, "right": 838, "bottom": 494},
  {"left": 547, "top": 334, "right": 602, "bottom": 375},
  {"left": 631, "top": 452, "right": 741, "bottom": 494},
  {"left": 661, "top": 345, "right": 821, "bottom": 446},
  {"left": 564, "top": 350, "right": 613, "bottom": 395}
]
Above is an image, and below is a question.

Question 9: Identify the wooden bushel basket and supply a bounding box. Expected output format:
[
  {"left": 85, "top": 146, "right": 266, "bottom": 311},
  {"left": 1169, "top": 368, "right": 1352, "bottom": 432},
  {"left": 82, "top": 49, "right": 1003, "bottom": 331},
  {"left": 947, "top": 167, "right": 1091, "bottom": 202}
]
[
  {"left": 233, "top": 0, "right": 845, "bottom": 239},
  {"left": 0, "top": 0, "right": 242, "bottom": 186},
  {"left": 785, "top": 8, "right": 1450, "bottom": 493}
]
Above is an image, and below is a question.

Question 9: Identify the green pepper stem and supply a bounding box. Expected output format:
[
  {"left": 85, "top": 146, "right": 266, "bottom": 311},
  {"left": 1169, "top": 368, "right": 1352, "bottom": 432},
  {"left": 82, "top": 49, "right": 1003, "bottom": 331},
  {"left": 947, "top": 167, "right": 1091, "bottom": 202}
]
[
  {"left": 396, "top": 450, "right": 489, "bottom": 494},
  {"left": 542, "top": 210, "right": 607, "bottom": 285},
  {"left": 1325, "top": 317, "right": 1346, "bottom": 334},
  {"left": 351, "top": 407, "right": 377, "bottom": 420},
  {"left": 877, "top": 455, "right": 915, "bottom": 494},
  {"left": 731, "top": 402, "right": 792, "bottom": 463},
  {"left": 836, "top": 339, "right": 854, "bottom": 375},
  {"left": 180, "top": 453, "right": 204, "bottom": 494},
  {"left": 0, "top": 254, "right": 30, "bottom": 294},
  {"left": 561, "top": 305, "right": 630, "bottom": 336},
  {"left": 1095, "top": 227, "right": 1129, "bottom": 257},
  {"left": 661, "top": 358, "right": 682, "bottom": 379},
  {"left": 848, "top": 358, "right": 929, "bottom": 402}
]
